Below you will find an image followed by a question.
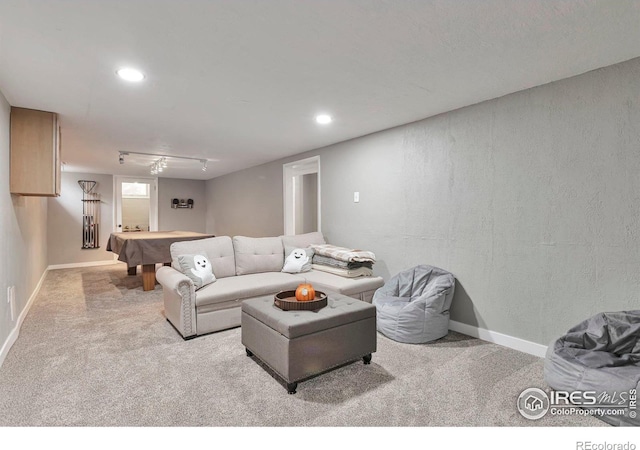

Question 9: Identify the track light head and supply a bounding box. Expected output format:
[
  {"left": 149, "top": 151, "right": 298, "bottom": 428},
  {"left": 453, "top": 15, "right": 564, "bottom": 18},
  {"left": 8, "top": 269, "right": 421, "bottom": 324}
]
[{"left": 201, "top": 160, "right": 207, "bottom": 172}]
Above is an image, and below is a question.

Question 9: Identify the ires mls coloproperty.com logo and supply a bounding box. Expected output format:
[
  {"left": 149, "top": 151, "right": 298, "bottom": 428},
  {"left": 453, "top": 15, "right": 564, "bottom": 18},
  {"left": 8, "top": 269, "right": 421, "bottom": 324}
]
[{"left": 517, "top": 387, "right": 637, "bottom": 420}]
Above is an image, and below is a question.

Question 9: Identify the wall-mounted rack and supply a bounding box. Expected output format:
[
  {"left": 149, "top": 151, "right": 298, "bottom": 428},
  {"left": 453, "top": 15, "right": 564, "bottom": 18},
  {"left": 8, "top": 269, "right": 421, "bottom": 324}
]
[
  {"left": 78, "top": 180, "right": 100, "bottom": 249},
  {"left": 172, "top": 198, "right": 194, "bottom": 209}
]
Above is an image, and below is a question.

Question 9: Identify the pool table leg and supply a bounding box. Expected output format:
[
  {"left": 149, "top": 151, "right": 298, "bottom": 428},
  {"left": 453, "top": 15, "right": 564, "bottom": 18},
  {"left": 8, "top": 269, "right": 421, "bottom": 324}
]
[
  {"left": 142, "top": 264, "right": 156, "bottom": 291},
  {"left": 127, "top": 266, "right": 137, "bottom": 276}
]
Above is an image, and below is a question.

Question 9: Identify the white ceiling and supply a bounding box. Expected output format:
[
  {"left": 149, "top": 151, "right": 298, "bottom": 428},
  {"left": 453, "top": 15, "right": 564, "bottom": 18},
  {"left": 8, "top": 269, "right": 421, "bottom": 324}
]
[{"left": 1, "top": 0, "right": 639, "bottom": 180}]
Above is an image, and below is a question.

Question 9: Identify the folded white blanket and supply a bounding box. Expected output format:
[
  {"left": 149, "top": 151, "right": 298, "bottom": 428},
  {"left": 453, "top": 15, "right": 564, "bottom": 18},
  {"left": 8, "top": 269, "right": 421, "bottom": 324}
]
[
  {"left": 312, "top": 264, "right": 373, "bottom": 278},
  {"left": 309, "top": 244, "right": 376, "bottom": 263}
]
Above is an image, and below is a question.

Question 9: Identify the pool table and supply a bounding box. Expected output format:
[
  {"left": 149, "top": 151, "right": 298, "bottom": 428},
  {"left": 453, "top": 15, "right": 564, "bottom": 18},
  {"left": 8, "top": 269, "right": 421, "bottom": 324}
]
[{"left": 107, "top": 231, "right": 214, "bottom": 290}]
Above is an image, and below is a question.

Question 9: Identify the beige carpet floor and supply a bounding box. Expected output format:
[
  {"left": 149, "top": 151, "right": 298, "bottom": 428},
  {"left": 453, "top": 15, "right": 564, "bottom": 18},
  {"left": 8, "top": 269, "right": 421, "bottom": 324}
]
[{"left": 0, "top": 265, "right": 605, "bottom": 427}]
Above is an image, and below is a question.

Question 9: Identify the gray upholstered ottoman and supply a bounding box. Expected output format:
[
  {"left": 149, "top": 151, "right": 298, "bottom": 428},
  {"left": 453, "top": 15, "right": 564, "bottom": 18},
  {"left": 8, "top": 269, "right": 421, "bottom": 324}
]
[{"left": 241, "top": 292, "right": 377, "bottom": 394}]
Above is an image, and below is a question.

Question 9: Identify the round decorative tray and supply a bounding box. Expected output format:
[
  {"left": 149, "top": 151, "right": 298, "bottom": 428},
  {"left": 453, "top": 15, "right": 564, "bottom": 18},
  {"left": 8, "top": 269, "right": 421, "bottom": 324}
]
[{"left": 274, "top": 290, "right": 328, "bottom": 311}]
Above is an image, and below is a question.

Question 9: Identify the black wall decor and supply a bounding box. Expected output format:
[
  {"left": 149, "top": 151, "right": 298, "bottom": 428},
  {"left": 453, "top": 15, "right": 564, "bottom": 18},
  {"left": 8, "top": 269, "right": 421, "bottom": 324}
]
[{"left": 171, "top": 198, "right": 194, "bottom": 209}]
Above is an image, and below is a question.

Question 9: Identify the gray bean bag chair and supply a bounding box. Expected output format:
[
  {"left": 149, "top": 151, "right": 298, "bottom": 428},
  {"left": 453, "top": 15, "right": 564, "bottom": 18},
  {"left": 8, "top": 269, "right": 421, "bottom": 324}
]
[
  {"left": 544, "top": 310, "right": 640, "bottom": 427},
  {"left": 372, "top": 265, "right": 455, "bottom": 344}
]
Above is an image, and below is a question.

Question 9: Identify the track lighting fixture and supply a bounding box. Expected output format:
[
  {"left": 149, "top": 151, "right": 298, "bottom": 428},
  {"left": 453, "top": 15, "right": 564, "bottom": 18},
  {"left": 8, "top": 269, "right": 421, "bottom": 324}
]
[{"left": 118, "top": 151, "right": 210, "bottom": 175}]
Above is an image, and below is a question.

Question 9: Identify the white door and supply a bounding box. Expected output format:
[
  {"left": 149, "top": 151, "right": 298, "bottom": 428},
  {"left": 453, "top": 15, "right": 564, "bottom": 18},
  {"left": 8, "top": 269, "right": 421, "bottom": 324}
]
[
  {"left": 283, "top": 156, "right": 321, "bottom": 235},
  {"left": 114, "top": 176, "right": 158, "bottom": 232}
]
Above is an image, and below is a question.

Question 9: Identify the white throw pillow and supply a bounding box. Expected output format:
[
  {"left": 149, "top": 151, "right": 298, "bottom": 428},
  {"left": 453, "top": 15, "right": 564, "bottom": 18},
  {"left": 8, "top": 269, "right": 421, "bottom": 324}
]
[
  {"left": 177, "top": 254, "right": 216, "bottom": 290},
  {"left": 282, "top": 248, "right": 314, "bottom": 274}
]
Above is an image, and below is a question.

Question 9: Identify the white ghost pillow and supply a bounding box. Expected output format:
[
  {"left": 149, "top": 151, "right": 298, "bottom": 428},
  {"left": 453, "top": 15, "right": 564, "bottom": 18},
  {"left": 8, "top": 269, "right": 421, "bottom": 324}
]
[
  {"left": 282, "top": 248, "right": 313, "bottom": 274},
  {"left": 177, "top": 254, "right": 216, "bottom": 290}
]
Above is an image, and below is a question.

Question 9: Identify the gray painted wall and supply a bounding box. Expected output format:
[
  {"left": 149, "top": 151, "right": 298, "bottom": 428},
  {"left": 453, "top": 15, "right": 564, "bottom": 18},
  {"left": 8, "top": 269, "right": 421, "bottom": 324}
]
[
  {"left": 204, "top": 57, "right": 640, "bottom": 346},
  {"left": 47, "top": 172, "right": 115, "bottom": 266},
  {"left": 158, "top": 178, "right": 206, "bottom": 232},
  {"left": 302, "top": 173, "right": 318, "bottom": 233},
  {"left": 47, "top": 175, "right": 205, "bottom": 266},
  {"left": 205, "top": 162, "right": 283, "bottom": 237},
  {"left": 0, "top": 91, "right": 49, "bottom": 357}
]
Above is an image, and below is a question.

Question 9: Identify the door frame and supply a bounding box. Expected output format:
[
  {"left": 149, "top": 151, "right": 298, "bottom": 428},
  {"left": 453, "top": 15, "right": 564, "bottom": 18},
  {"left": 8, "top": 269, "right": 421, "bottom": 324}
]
[
  {"left": 283, "top": 156, "right": 321, "bottom": 235},
  {"left": 113, "top": 176, "right": 159, "bottom": 232}
]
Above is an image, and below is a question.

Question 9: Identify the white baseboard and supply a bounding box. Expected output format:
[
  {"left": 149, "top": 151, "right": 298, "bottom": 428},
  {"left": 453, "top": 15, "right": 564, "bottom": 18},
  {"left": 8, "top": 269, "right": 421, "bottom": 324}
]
[
  {"left": 48, "top": 259, "right": 122, "bottom": 270},
  {"left": 449, "top": 320, "right": 548, "bottom": 358},
  {"left": 0, "top": 268, "right": 48, "bottom": 368}
]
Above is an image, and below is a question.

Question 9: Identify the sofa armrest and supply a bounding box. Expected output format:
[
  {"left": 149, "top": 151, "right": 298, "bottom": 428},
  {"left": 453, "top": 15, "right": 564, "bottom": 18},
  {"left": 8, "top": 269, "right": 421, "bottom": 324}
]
[{"left": 157, "top": 266, "right": 197, "bottom": 339}]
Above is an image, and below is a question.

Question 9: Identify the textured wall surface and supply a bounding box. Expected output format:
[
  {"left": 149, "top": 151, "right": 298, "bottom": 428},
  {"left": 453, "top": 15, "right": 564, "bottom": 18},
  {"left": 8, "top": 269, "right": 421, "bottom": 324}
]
[
  {"left": 158, "top": 178, "right": 206, "bottom": 233},
  {"left": 302, "top": 172, "right": 318, "bottom": 233},
  {"left": 47, "top": 172, "right": 114, "bottom": 266},
  {"left": 0, "top": 91, "right": 49, "bottom": 356},
  {"left": 205, "top": 57, "right": 640, "bottom": 345},
  {"left": 205, "top": 161, "right": 284, "bottom": 237},
  {"left": 48, "top": 176, "right": 206, "bottom": 266}
]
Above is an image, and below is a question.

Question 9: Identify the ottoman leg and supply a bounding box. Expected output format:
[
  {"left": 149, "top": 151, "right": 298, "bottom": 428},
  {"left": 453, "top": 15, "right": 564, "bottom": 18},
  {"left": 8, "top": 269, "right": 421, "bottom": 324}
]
[
  {"left": 363, "top": 354, "right": 372, "bottom": 365},
  {"left": 245, "top": 348, "right": 253, "bottom": 357},
  {"left": 286, "top": 382, "right": 298, "bottom": 394}
]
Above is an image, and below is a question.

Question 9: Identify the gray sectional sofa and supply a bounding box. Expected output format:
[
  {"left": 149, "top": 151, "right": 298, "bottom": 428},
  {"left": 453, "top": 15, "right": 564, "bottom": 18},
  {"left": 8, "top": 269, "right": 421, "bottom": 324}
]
[{"left": 156, "top": 231, "right": 384, "bottom": 339}]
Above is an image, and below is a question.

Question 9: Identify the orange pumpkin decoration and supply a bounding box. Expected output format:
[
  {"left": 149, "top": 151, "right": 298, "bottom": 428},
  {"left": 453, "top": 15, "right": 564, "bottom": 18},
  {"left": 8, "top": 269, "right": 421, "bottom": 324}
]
[{"left": 295, "top": 283, "right": 316, "bottom": 302}]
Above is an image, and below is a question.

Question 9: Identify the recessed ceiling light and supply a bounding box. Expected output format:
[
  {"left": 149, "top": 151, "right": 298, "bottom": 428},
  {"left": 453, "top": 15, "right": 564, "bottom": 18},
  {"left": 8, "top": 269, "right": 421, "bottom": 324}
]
[
  {"left": 315, "top": 114, "right": 332, "bottom": 125},
  {"left": 116, "top": 67, "right": 145, "bottom": 82}
]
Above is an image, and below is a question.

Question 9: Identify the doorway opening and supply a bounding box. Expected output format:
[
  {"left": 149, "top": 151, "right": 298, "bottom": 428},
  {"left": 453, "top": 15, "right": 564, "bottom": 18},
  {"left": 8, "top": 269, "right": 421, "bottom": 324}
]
[
  {"left": 114, "top": 176, "right": 158, "bottom": 232},
  {"left": 283, "top": 156, "right": 320, "bottom": 235}
]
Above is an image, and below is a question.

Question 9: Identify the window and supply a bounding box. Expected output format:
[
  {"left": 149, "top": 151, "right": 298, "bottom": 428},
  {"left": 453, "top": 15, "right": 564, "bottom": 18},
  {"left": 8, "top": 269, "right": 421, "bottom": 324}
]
[{"left": 121, "top": 182, "right": 150, "bottom": 198}]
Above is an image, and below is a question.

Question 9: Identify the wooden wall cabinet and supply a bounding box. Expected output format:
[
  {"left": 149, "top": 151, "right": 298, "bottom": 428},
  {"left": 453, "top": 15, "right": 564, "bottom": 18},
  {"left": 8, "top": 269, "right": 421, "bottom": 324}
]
[{"left": 10, "top": 107, "right": 62, "bottom": 196}]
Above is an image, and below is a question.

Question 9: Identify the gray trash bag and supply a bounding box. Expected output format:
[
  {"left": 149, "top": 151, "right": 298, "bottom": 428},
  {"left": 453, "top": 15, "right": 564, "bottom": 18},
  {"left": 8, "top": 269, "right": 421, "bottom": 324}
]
[
  {"left": 544, "top": 310, "right": 640, "bottom": 426},
  {"left": 372, "top": 265, "right": 455, "bottom": 344}
]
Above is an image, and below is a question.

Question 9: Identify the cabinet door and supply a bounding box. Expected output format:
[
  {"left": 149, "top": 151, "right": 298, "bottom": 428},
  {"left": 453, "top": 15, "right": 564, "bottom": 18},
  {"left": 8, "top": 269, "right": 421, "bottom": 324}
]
[{"left": 10, "top": 107, "right": 60, "bottom": 196}]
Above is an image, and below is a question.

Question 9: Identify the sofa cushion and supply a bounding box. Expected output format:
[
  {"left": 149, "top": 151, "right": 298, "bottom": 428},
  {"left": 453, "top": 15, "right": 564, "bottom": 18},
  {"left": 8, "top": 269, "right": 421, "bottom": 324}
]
[
  {"left": 233, "top": 236, "right": 284, "bottom": 275},
  {"left": 302, "top": 269, "right": 385, "bottom": 296},
  {"left": 170, "top": 236, "right": 236, "bottom": 279},
  {"left": 280, "top": 231, "right": 326, "bottom": 256},
  {"left": 195, "top": 272, "right": 305, "bottom": 307},
  {"left": 176, "top": 254, "right": 216, "bottom": 290}
]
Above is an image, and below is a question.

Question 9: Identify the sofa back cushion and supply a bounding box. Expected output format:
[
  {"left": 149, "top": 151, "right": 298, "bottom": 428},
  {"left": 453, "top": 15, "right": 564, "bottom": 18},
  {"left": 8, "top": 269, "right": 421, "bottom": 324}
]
[
  {"left": 233, "top": 236, "right": 284, "bottom": 275},
  {"left": 280, "top": 231, "right": 326, "bottom": 256},
  {"left": 170, "top": 236, "right": 236, "bottom": 279}
]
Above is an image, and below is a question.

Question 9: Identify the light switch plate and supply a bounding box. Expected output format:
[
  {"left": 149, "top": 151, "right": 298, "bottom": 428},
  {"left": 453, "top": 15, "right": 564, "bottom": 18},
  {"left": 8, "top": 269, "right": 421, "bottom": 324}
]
[{"left": 354, "top": 192, "right": 360, "bottom": 203}]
